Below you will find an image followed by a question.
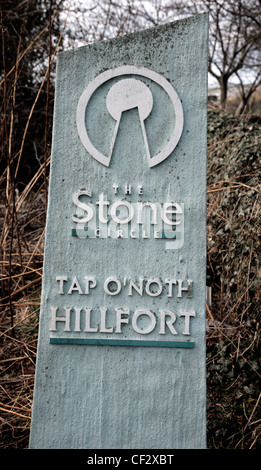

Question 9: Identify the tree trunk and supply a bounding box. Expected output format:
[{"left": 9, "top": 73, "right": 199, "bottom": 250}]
[
  {"left": 219, "top": 75, "right": 228, "bottom": 109},
  {"left": 235, "top": 98, "right": 247, "bottom": 117}
]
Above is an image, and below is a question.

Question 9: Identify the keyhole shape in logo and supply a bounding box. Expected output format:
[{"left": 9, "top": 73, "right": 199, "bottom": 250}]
[{"left": 77, "top": 66, "right": 184, "bottom": 168}]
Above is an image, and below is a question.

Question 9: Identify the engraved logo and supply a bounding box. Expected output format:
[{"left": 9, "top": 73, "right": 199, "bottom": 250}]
[{"left": 77, "top": 66, "right": 184, "bottom": 168}]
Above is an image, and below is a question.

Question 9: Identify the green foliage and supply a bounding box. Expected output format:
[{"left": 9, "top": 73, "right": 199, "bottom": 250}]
[
  {"left": 206, "top": 109, "right": 261, "bottom": 449},
  {"left": 0, "top": 0, "right": 260, "bottom": 446}
]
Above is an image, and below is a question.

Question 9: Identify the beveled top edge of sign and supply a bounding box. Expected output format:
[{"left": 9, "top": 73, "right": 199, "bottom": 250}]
[{"left": 58, "top": 13, "right": 209, "bottom": 59}]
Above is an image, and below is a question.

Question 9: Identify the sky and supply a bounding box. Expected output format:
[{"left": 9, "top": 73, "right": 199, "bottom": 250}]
[{"left": 60, "top": 0, "right": 253, "bottom": 90}]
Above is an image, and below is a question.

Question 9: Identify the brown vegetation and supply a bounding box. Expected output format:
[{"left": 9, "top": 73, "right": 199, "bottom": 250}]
[
  {"left": 0, "top": 0, "right": 260, "bottom": 450},
  {"left": 0, "top": 106, "right": 260, "bottom": 449}
]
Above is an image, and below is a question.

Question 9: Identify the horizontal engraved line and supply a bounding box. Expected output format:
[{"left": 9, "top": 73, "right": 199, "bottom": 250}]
[{"left": 50, "top": 338, "right": 195, "bottom": 348}]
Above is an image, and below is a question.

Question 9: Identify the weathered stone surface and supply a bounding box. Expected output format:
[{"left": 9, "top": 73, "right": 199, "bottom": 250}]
[{"left": 30, "top": 14, "right": 208, "bottom": 449}]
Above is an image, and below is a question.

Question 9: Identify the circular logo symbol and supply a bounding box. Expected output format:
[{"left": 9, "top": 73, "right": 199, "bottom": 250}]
[{"left": 77, "top": 66, "right": 184, "bottom": 168}]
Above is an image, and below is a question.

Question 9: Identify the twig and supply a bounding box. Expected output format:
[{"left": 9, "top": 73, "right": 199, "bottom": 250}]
[
  {"left": 206, "top": 302, "right": 217, "bottom": 328},
  {"left": 0, "top": 406, "right": 31, "bottom": 420}
]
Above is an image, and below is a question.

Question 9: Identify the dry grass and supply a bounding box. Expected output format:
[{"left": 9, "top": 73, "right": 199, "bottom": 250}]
[
  {"left": 0, "top": 3, "right": 70, "bottom": 448},
  {"left": 0, "top": 111, "right": 260, "bottom": 449},
  {"left": 0, "top": 189, "right": 46, "bottom": 448},
  {"left": 0, "top": 5, "right": 260, "bottom": 447}
]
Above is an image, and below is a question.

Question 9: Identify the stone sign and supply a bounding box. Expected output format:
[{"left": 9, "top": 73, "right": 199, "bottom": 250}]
[{"left": 30, "top": 13, "right": 208, "bottom": 449}]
